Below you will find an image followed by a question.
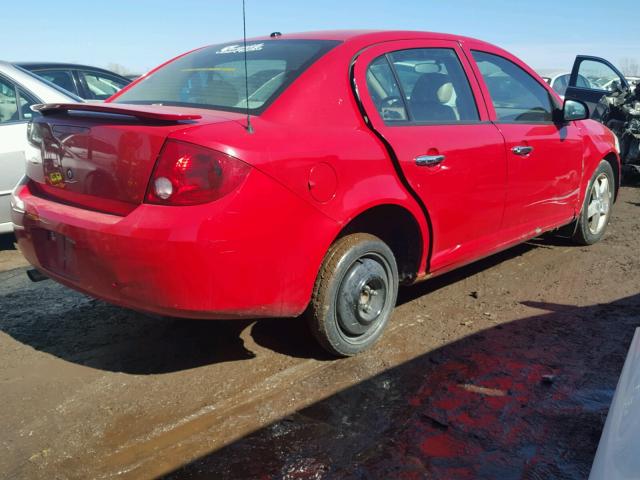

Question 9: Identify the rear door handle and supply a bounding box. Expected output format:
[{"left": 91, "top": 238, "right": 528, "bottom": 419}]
[
  {"left": 415, "top": 154, "right": 445, "bottom": 167},
  {"left": 511, "top": 145, "right": 534, "bottom": 156}
]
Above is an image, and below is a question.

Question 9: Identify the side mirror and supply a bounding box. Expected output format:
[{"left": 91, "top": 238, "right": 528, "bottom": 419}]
[{"left": 563, "top": 99, "right": 589, "bottom": 121}]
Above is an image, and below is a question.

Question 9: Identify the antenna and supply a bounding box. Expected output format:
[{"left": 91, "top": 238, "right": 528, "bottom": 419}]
[{"left": 242, "top": 0, "right": 253, "bottom": 133}]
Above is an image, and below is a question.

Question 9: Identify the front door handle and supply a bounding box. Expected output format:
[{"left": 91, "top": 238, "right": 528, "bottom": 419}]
[
  {"left": 415, "top": 154, "right": 445, "bottom": 167},
  {"left": 511, "top": 145, "right": 534, "bottom": 156}
]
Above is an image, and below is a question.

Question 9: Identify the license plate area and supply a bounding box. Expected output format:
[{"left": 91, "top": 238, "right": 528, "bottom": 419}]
[{"left": 34, "top": 229, "right": 78, "bottom": 280}]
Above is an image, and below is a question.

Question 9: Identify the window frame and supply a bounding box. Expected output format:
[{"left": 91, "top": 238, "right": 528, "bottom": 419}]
[
  {"left": 470, "top": 49, "right": 560, "bottom": 125},
  {"left": 570, "top": 57, "right": 627, "bottom": 93},
  {"left": 77, "top": 69, "right": 130, "bottom": 100},
  {"left": 30, "top": 68, "right": 80, "bottom": 97},
  {"left": 0, "top": 73, "right": 42, "bottom": 125},
  {"left": 366, "top": 47, "right": 483, "bottom": 127}
]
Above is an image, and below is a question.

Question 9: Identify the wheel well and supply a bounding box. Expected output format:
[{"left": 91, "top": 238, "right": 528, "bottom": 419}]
[
  {"left": 338, "top": 205, "right": 423, "bottom": 283},
  {"left": 604, "top": 153, "right": 620, "bottom": 201}
]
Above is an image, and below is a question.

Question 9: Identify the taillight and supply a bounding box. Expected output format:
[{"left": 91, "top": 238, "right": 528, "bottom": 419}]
[{"left": 146, "top": 140, "right": 250, "bottom": 205}]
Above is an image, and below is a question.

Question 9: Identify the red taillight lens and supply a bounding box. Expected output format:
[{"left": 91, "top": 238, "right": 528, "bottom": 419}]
[{"left": 146, "top": 140, "right": 250, "bottom": 205}]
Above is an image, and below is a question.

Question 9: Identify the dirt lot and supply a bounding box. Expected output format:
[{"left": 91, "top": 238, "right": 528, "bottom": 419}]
[{"left": 1, "top": 186, "right": 639, "bottom": 480}]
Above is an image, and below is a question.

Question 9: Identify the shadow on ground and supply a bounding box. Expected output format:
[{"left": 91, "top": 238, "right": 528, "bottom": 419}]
[
  {"left": 0, "top": 239, "right": 538, "bottom": 374},
  {"left": 163, "top": 294, "right": 640, "bottom": 480}
]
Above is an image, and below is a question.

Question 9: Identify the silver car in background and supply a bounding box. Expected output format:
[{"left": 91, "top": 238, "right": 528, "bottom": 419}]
[{"left": 0, "top": 61, "right": 82, "bottom": 233}]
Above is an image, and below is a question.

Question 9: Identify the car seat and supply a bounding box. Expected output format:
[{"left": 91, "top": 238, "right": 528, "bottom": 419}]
[{"left": 409, "top": 73, "right": 457, "bottom": 122}]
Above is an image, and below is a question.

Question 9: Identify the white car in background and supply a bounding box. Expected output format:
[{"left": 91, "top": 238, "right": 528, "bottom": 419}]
[
  {"left": 0, "top": 61, "right": 82, "bottom": 233},
  {"left": 626, "top": 76, "right": 640, "bottom": 87},
  {"left": 546, "top": 72, "right": 591, "bottom": 97}
]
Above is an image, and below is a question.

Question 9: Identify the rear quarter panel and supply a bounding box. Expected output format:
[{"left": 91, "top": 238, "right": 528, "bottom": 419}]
[{"left": 171, "top": 42, "right": 431, "bottom": 276}]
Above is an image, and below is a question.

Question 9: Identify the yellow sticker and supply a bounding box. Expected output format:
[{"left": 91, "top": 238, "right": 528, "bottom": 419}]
[{"left": 49, "top": 172, "right": 63, "bottom": 185}]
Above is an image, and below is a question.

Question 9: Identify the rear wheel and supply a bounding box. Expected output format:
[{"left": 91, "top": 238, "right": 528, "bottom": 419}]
[
  {"left": 306, "top": 233, "right": 398, "bottom": 357},
  {"left": 572, "top": 160, "right": 615, "bottom": 245}
]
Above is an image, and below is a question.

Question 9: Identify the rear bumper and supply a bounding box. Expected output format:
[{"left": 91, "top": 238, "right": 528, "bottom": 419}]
[{"left": 12, "top": 171, "right": 338, "bottom": 319}]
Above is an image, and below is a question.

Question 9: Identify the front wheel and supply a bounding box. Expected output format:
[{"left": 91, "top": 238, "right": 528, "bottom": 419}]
[
  {"left": 306, "top": 233, "right": 399, "bottom": 357},
  {"left": 572, "top": 160, "right": 615, "bottom": 245}
]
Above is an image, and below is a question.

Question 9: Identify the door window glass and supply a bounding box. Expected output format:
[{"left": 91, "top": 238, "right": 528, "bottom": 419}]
[
  {"left": 36, "top": 69, "right": 77, "bottom": 95},
  {"left": 79, "top": 71, "right": 129, "bottom": 100},
  {"left": 472, "top": 51, "right": 553, "bottom": 123},
  {"left": 576, "top": 60, "right": 622, "bottom": 91},
  {"left": 366, "top": 56, "right": 408, "bottom": 121},
  {"left": 389, "top": 48, "right": 479, "bottom": 123},
  {"left": 0, "top": 78, "right": 18, "bottom": 123},
  {"left": 17, "top": 89, "right": 40, "bottom": 120}
]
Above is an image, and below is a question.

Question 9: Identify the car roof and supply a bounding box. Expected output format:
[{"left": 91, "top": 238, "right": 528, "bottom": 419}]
[
  {"left": 15, "top": 62, "right": 131, "bottom": 80},
  {"left": 250, "top": 30, "right": 477, "bottom": 42},
  {"left": 201, "top": 30, "right": 512, "bottom": 65},
  {"left": 245, "top": 30, "right": 498, "bottom": 50}
]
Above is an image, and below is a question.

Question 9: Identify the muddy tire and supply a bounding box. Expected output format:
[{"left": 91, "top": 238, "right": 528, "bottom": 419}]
[
  {"left": 572, "top": 160, "right": 615, "bottom": 245},
  {"left": 306, "top": 233, "right": 398, "bottom": 357}
]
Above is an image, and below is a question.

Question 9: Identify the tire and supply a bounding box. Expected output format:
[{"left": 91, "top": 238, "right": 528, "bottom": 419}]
[
  {"left": 572, "top": 160, "right": 615, "bottom": 245},
  {"left": 306, "top": 233, "right": 399, "bottom": 357}
]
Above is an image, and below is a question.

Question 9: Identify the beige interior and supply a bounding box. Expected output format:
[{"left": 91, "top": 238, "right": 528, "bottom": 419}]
[
  {"left": 0, "top": 94, "right": 18, "bottom": 123},
  {"left": 436, "top": 82, "right": 454, "bottom": 103}
]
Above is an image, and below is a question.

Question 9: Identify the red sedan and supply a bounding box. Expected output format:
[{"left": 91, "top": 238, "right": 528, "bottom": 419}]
[{"left": 11, "top": 31, "right": 619, "bottom": 356}]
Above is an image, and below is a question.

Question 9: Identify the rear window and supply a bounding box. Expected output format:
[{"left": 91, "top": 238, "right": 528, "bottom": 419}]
[{"left": 114, "top": 39, "right": 340, "bottom": 113}]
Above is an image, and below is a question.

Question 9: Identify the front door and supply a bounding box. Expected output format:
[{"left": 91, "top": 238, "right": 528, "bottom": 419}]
[
  {"left": 565, "top": 55, "right": 629, "bottom": 117},
  {"left": 353, "top": 40, "right": 508, "bottom": 271},
  {"left": 468, "top": 50, "right": 584, "bottom": 238}
]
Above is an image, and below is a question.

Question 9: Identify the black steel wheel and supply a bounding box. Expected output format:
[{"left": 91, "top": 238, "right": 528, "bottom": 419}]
[{"left": 306, "top": 233, "right": 398, "bottom": 356}]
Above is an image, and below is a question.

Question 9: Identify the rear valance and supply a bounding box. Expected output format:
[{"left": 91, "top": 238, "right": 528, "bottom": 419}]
[{"left": 31, "top": 103, "right": 202, "bottom": 121}]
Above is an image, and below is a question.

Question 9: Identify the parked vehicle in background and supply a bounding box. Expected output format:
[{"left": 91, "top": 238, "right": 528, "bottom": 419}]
[
  {"left": 590, "top": 328, "right": 640, "bottom": 480},
  {"left": 548, "top": 72, "right": 591, "bottom": 97},
  {"left": 564, "top": 56, "right": 640, "bottom": 176},
  {"left": 17, "top": 63, "right": 131, "bottom": 101},
  {"left": 0, "top": 61, "right": 82, "bottom": 233},
  {"left": 12, "top": 31, "right": 620, "bottom": 356},
  {"left": 564, "top": 55, "right": 630, "bottom": 115},
  {"left": 626, "top": 76, "right": 640, "bottom": 87}
]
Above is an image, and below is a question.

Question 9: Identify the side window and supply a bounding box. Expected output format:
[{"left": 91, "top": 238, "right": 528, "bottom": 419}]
[
  {"left": 0, "top": 77, "right": 19, "bottom": 123},
  {"left": 472, "top": 51, "right": 553, "bottom": 123},
  {"left": 366, "top": 49, "right": 479, "bottom": 124},
  {"left": 79, "top": 71, "right": 128, "bottom": 100},
  {"left": 576, "top": 59, "right": 623, "bottom": 92},
  {"left": 35, "top": 69, "right": 77, "bottom": 95},
  {"left": 389, "top": 48, "right": 479, "bottom": 123},
  {"left": 17, "top": 89, "right": 41, "bottom": 121},
  {"left": 366, "top": 56, "right": 408, "bottom": 121}
]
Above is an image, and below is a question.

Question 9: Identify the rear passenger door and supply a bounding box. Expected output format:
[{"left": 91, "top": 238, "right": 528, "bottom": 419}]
[{"left": 354, "top": 40, "right": 508, "bottom": 272}]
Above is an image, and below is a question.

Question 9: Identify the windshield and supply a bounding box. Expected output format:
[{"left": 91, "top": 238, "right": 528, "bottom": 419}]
[{"left": 113, "top": 39, "right": 340, "bottom": 113}]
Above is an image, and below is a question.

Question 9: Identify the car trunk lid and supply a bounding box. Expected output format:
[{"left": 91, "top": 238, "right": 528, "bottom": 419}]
[{"left": 26, "top": 103, "right": 243, "bottom": 214}]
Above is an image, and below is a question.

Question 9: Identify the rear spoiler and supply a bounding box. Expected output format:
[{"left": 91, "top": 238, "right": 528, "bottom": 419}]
[{"left": 31, "top": 103, "right": 202, "bottom": 121}]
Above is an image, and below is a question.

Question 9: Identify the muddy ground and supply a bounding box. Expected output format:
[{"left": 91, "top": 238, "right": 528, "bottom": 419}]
[{"left": 1, "top": 186, "right": 639, "bottom": 480}]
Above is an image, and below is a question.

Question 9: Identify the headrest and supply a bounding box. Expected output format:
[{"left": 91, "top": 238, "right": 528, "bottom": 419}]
[{"left": 412, "top": 73, "right": 454, "bottom": 104}]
